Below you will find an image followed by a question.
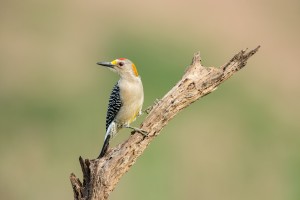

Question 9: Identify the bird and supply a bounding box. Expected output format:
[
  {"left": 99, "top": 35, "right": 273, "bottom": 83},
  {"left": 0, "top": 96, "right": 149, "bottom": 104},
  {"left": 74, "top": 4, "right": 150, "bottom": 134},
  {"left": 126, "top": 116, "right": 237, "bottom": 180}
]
[{"left": 97, "top": 58, "right": 146, "bottom": 158}]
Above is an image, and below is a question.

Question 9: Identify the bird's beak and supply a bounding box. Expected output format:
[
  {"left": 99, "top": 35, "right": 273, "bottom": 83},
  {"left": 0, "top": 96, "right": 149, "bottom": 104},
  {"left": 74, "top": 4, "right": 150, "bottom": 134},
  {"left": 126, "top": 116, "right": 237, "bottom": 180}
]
[{"left": 97, "top": 61, "right": 115, "bottom": 68}]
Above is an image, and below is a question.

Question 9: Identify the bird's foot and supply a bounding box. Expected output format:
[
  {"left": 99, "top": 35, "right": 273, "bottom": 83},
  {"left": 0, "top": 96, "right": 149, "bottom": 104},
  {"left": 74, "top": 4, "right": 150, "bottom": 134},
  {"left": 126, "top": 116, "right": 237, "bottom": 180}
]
[{"left": 127, "top": 126, "right": 148, "bottom": 137}]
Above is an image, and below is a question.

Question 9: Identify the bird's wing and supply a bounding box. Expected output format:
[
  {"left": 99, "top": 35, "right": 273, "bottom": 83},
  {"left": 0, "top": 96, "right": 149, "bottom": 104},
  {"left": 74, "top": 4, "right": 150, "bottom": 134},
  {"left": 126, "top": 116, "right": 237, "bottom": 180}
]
[{"left": 105, "top": 82, "right": 122, "bottom": 131}]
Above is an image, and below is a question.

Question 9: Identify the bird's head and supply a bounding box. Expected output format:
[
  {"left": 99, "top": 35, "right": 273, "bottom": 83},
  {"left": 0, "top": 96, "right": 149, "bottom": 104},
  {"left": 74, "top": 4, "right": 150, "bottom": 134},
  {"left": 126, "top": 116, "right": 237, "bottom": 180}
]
[{"left": 97, "top": 58, "right": 139, "bottom": 78}]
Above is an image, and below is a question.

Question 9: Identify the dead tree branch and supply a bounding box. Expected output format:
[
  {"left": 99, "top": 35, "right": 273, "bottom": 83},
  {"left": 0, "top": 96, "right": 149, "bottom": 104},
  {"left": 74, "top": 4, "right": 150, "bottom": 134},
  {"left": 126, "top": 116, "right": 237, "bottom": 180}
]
[{"left": 70, "top": 46, "right": 260, "bottom": 200}]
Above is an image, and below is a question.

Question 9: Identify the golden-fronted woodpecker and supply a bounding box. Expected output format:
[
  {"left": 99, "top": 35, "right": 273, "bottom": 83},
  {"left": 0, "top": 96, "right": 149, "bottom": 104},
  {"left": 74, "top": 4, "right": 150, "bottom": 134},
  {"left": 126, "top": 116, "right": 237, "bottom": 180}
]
[{"left": 97, "top": 58, "right": 146, "bottom": 158}]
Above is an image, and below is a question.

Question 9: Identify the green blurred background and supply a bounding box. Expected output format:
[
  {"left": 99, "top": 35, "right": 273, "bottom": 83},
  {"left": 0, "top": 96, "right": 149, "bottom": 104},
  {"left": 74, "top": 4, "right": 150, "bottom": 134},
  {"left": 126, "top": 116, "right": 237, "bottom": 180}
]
[{"left": 1, "top": 0, "right": 300, "bottom": 200}]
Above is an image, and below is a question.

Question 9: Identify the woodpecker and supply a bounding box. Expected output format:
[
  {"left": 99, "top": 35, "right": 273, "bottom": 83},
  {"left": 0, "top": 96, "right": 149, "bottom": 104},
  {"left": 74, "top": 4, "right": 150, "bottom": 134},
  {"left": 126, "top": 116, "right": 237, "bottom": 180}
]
[{"left": 97, "top": 58, "right": 146, "bottom": 158}]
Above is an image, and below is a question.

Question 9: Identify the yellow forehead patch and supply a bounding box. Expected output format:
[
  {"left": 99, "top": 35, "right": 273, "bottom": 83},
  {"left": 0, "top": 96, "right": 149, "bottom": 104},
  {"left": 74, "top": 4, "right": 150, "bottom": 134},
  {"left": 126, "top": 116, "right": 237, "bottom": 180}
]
[
  {"left": 111, "top": 60, "right": 117, "bottom": 65},
  {"left": 131, "top": 63, "right": 139, "bottom": 77}
]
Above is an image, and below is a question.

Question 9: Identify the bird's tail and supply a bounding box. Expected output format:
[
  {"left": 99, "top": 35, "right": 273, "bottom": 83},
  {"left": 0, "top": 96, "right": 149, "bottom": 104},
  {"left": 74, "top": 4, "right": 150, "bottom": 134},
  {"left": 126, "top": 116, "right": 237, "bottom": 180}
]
[{"left": 98, "top": 134, "right": 111, "bottom": 158}]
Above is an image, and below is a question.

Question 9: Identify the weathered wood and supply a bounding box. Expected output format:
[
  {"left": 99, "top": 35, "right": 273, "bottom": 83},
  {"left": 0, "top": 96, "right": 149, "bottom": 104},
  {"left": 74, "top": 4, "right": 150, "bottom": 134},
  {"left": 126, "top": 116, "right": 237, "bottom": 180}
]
[{"left": 70, "top": 46, "right": 260, "bottom": 200}]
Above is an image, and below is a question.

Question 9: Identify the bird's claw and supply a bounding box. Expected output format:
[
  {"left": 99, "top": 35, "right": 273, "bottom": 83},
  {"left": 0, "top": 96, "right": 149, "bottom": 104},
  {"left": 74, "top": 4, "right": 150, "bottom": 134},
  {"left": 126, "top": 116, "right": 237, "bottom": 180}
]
[{"left": 128, "top": 126, "right": 149, "bottom": 137}]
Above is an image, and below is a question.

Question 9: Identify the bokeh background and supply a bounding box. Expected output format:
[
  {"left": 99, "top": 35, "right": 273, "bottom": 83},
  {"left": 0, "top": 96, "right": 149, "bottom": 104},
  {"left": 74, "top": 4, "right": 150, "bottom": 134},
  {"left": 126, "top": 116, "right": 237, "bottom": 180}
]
[{"left": 1, "top": 0, "right": 300, "bottom": 200}]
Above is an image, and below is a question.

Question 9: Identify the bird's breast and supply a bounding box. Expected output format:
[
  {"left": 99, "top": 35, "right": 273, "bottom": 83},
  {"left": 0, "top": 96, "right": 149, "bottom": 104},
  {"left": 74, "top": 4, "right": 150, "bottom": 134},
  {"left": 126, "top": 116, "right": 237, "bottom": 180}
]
[{"left": 115, "top": 78, "right": 144, "bottom": 125}]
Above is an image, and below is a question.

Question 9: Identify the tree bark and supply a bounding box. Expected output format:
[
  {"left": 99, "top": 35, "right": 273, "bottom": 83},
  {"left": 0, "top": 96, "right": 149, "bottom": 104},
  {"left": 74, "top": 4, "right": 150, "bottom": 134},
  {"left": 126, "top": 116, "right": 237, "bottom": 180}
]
[{"left": 70, "top": 46, "right": 260, "bottom": 200}]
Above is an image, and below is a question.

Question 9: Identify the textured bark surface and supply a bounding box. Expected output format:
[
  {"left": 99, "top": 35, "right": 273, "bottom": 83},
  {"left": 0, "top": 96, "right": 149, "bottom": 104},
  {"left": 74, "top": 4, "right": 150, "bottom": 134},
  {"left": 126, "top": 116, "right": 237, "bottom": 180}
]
[{"left": 70, "top": 46, "right": 260, "bottom": 200}]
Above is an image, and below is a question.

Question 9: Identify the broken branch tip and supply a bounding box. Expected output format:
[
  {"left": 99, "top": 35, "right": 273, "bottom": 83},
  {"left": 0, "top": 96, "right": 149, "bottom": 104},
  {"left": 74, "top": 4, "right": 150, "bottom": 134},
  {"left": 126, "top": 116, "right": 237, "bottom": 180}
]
[{"left": 192, "top": 51, "right": 201, "bottom": 65}]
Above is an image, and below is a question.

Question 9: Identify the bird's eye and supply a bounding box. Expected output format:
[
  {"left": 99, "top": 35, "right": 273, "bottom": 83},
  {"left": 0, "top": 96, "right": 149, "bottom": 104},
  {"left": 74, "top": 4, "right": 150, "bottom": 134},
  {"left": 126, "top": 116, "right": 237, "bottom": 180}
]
[{"left": 119, "top": 62, "right": 124, "bottom": 67}]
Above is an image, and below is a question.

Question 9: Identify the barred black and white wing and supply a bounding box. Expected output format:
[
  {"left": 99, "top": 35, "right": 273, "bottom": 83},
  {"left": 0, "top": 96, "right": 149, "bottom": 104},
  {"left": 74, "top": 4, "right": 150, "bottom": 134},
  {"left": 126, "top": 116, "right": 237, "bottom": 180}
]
[
  {"left": 99, "top": 82, "right": 122, "bottom": 158},
  {"left": 105, "top": 82, "right": 122, "bottom": 131}
]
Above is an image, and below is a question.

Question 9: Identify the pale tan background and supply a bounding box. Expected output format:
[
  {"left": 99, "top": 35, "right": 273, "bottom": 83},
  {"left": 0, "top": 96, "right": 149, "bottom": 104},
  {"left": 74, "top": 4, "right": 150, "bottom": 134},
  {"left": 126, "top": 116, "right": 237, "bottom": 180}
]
[{"left": 1, "top": 0, "right": 300, "bottom": 200}]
